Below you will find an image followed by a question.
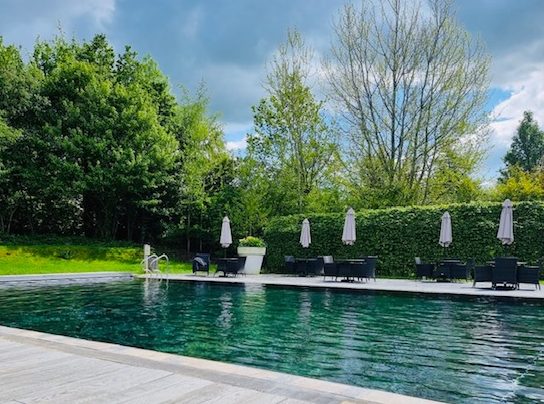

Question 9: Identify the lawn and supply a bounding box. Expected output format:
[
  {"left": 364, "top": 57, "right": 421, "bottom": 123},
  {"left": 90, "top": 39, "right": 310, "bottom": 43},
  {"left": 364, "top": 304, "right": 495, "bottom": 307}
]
[{"left": 0, "top": 243, "right": 194, "bottom": 276}]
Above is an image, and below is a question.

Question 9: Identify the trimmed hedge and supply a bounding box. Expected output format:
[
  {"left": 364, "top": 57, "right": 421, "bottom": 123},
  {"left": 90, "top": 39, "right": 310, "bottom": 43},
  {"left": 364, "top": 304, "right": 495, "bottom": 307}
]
[{"left": 263, "top": 201, "right": 544, "bottom": 277}]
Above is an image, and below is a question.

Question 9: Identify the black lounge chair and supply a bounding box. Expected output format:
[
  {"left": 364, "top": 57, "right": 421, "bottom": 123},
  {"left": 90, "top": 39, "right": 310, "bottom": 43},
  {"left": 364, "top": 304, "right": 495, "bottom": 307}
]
[
  {"left": 215, "top": 257, "right": 247, "bottom": 277},
  {"left": 284, "top": 256, "right": 295, "bottom": 274},
  {"left": 415, "top": 257, "right": 434, "bottom": 279},
  {"left": 359, "top": 256, "right": 377, "bottom": 282},
  {"left": 337, "top": 261, "right": 354, "bottom": 281},
  {"left": 473, "top": 265, "right": 492, "bottom": 287},
  {"left": 492, "top": 257, "right": 518, "bottom": 289},
  {"left": 308, "top": 257, "right": 323, "bottom": 276},
  {"left": 323, "top": 258, "right": 338, "bottom": 281},
  {"left": 192, "top": 253, "right": 210, "bottom": 276},
  {"left": 450, "top": 262, "right": 469, "bottom": 281},
  {"left": 295, "top": 258, "right": 318, "bottom": 277},
  {"left": 517, "top": 265, "right": 540, "bottom": 290},
  {"left": 434, "top": 262, "right": 451, "bottom": 280}
]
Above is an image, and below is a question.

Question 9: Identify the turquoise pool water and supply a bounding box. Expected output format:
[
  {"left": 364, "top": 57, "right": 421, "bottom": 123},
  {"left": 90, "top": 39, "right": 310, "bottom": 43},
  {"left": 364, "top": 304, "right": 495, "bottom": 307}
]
[{"left": 0, "top": 280, "right": 543, "bottom": 403}]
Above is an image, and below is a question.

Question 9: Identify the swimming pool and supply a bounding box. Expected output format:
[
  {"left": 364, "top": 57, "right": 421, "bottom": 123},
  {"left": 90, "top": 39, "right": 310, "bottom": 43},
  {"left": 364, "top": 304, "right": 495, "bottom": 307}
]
[{"left": 0, "top": 279, "right": 542, "bottom": 403}]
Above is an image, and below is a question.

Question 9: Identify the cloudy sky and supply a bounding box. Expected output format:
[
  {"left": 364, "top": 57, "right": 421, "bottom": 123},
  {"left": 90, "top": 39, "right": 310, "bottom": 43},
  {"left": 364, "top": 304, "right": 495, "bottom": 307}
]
[{"left": 1, "top": 0, "right": 543, "bottom": 181}]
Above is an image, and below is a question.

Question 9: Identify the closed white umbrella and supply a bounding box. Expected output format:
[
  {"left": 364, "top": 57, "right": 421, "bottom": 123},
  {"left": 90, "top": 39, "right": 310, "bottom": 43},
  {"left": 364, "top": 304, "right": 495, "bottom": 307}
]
[
  {"left": 300, "top": 218, "right": 311, "bottom": 248},
  {"left": 342, "top": 208, "right": 356, "bottom": 246},
  {"left": 439, "top": 212, "right": 452, "bottom": 247},
  {"left": 497, "top": 199, "right": 514, "bottom": 245},
  {"left": 220, "top": 216, "right": 232, "bottom": 248}
]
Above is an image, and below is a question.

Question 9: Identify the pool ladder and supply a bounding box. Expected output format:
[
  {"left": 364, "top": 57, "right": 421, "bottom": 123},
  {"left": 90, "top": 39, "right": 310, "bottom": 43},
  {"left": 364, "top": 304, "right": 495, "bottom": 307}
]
[{"left": 141, "top": 254, "right": 170, "bottom": 281}]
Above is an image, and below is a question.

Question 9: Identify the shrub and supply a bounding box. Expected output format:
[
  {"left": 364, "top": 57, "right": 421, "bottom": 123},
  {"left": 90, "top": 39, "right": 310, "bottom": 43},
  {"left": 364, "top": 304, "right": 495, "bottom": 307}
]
[
  {"left": 238, "top": 236, "right": 266, "bottom": 248},
  {"left": 263, "top": 201, "right": 544, "bottom": 276}
]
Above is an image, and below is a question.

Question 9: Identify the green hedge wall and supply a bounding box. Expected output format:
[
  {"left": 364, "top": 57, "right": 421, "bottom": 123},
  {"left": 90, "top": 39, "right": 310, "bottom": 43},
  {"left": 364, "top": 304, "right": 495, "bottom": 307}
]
[{"left": 263, "top": 201, "right": 544, "bottom": 277}]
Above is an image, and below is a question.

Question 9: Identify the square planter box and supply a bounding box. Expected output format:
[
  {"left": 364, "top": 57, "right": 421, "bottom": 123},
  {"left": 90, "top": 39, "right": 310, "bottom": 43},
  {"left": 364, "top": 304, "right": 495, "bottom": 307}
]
[{"left": 237, "top": 247, "right": 266, "bottom": 274}]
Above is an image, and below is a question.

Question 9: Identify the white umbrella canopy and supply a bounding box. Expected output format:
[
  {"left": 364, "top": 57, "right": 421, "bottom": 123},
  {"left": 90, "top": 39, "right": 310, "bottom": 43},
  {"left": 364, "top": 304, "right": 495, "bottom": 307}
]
[
  {"left": 342, "top": 208, "right": 356, "bottom": 246},
  {"left": 439, "top": 211, "right": 452, "bottom": 247},
  {"left": 220, "top": 216, "right": 233, "bottom": 248},
  {"left": 497, "top": 199, "right": 514, "bottom": 245},
  {"left": 300, "top": 218, "right": 311, "bottom": 248}
]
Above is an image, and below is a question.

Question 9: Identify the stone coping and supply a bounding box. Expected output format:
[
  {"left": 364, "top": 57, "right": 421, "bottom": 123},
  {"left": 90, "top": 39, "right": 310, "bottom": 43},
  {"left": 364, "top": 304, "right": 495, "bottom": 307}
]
[
  {"left": 141, "top": 273, "right": 544, "bottom": 301},
  {"left": 0, "top": 325, "right": 440, "bottom": 404},
  {"left": 0, "top": 272, "right": 133, "bottom": 283}
]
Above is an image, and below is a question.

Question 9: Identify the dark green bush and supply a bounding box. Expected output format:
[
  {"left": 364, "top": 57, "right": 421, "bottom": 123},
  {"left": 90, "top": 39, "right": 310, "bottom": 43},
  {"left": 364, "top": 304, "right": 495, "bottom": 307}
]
[{"left": 263, "top": 201, "right": 544, "bottom": 277}]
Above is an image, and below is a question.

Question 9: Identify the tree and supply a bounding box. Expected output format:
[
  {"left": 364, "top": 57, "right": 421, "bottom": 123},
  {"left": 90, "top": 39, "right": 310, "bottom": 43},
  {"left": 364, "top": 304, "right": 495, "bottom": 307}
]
[
  {"left": 172, "top": 88, "right": 231, "bottom": 252},
  {"left": 501, "top": 111, "right": 544, "bottom": 177},
  {"left": 495, "top": 166, "right": 544, "bottom": 201},
  {"left": 248, "top": 29, "right": 339, "bottom": 215},
  {"left": 325, "top": 0, "right": 489, "bottom": 206}
]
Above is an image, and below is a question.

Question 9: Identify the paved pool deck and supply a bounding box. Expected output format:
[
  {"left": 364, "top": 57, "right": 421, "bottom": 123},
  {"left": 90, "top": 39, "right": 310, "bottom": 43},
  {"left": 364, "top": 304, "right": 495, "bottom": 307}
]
[
  {"left": 142, "top": 273, "right": 544, "bottom": 300},
  {"left": 0, "top": 325, "right": 438, "bottom": 404}
]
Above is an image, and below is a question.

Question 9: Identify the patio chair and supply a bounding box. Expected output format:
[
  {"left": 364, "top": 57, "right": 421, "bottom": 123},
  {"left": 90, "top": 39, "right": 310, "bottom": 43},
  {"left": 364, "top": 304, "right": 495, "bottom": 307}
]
[
  {"left": 323, "top": 258, "right": 338, "bottom": 281},
  {"left": 311, "top": 257, "right": 327, "bottom": 276},
  {"left": 337, "top": 261, "right": 354, "bottom": 281},
  {"left": 433, "top": 261, "right": 451, "bottom": 280},
  {"left": 517, "top": 265, "right": 540, "bottom": 290},
  {"left": 473, "top": 265, "right": 492, "bottom": 287},
  {"left": 284, "top": 256, "right": 295, "bottom": 274},
  {"left": 359, "top": 256, "right": 377, "bottom": 282},
  {"left": 216, "top": 257, "right": 247, "bottom": 277},
  {"left": 492, "top": 257, "right": 518, "bottom": 289},
  {"left": 450, "top": 262, "right": 469, "bottom": 281},
  {"left": 415, "top": 257, "right": 434, "bottom": 279},
  {"left": 192, "top": 253, "right": 210, "bottom": 276}
]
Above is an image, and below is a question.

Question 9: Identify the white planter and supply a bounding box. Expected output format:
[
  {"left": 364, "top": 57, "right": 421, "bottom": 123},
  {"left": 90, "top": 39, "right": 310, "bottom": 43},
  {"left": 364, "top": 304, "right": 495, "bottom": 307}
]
[{"left": 237, "top": 247, "right": 266, "bottom": 274}]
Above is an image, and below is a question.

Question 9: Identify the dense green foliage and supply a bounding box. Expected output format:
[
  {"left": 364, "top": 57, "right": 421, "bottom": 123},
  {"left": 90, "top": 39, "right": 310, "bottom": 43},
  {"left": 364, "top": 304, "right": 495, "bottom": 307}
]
[
  {"left": 0, "top": 34, "right": 235, "bottom": 251},
  {"left": 246, "top": 30, "right": 339, "bottom": 217},
  {"left": 502, "top": 111, "right": 544, "bottom": 175},
  {"left": 264, "top": 201, "right": 544, "bottom": 276},
  {"left": 238, "top": 236, "right": 266, "bottom": 247}
]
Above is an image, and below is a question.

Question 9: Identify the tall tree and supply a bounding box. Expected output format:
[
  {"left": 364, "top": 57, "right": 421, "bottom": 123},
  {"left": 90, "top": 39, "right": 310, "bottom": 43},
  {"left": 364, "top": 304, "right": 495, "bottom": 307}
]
[
  {"left": 248, "top": 29, "right": 339, "bottom": 215},
  {"left": 502, "top": 111, "right": 544, "bottom": 176},
  {"left": 325, "top": 0, "right": 489, "bottom": 206}
]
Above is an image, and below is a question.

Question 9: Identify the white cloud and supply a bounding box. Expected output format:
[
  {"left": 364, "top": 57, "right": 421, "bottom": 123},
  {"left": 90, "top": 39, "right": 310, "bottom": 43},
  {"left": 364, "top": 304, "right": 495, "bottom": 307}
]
[
  {"left": 1, "top": 0, "right": 116, "bottom": 54},
  {"left": 226, "top": 137, "right": 248, "bottom": 151},
  {"left": 489, "top": 66, "right": 544, "bottom": 147},
  {"left": 223, "top": 121, "right": 252, "bottom": 152}
]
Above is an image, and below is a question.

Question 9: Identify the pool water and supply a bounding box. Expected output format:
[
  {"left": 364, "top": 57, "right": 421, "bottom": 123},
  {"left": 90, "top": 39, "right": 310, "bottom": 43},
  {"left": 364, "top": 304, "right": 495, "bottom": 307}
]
[{"left": 0, "top": 280, "right": 543, "bottom": 403}]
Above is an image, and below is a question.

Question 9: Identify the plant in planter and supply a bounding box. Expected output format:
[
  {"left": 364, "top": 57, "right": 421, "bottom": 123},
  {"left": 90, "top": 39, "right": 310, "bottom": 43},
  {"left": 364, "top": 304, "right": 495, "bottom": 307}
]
[{"left": 237, "top": 236, "right": 267, "bottom": 274}]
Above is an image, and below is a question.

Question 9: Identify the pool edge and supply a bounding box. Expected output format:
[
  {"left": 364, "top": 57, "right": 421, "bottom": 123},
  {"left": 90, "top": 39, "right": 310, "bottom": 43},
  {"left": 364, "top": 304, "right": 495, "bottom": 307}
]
[{"left": 0, "top": 324, "right": 440, "bottom": 404}]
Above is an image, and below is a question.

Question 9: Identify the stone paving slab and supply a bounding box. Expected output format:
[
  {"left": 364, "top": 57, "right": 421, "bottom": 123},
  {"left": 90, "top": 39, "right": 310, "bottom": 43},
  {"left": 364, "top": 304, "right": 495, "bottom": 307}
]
[
  {"left": 143, "top": 273, "right": 544, "bottom": 300},
  {"left": 0, "top": 325, "right": 439, "bottom": 404},
  {"left": 0, "top": 272, "right": 133, "bottom": 284}
]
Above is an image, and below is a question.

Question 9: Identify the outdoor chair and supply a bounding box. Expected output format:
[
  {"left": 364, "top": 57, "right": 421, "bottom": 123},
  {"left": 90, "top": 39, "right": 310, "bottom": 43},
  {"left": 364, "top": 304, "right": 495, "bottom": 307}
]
[
  {"left": 302, "top": 258, "right": 320, "bottom": 276},
  {"left": 415, "top": 257, "right": 434, "bottom": 279},
  {"left": 492, "top": 257, "right": 518, "bottom": 289},
  {"left": 450, "top": 262, "right": 469, "bottom": 281},
  {"left": 517, "top": 265, "right": 540, "bottom": 290},
  {"left": 192, "top": 253, "right": 210, "bottom": 276},
  {"left": 315, "top": 256, "right": 332, "bottom": 276},
  {"left": 433, "top": 262, "right": 451, "bottom": 280},
  {"left": 337, "top": 261, "right": 354, "bottom": 281},
  {"left": 284, "top": 256, "right": 295, "bottom": 274},
  {"left": 323, "top": 259, "right": 338, "bottom": 281},
  {"left": 215, "top": 257, "right": 247, "bottom": 277},
  {"left": 359, "top": 256, "right": 377, "bottom": 281},
  {"left": 295, "top": 258, "right": 318, "bottom": 277},
  {"left": 473, "top": 265, "right": 492, "bottom": 287}
]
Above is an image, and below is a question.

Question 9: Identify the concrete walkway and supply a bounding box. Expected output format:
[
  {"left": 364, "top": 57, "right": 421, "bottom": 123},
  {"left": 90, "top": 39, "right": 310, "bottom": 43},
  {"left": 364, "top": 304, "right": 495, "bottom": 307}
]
[
  {"left": 0, "top": 326, "right": 438, "bottom": 404},
  {"left": 142, "top": 273, "right": 544, "bottom": 300}
]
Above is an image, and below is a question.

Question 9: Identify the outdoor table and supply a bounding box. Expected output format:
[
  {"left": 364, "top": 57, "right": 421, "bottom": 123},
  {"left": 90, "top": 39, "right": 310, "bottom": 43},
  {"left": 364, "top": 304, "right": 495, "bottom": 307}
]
[{"left": 335, "top": 259, "right": 366, "bottom": 281}]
